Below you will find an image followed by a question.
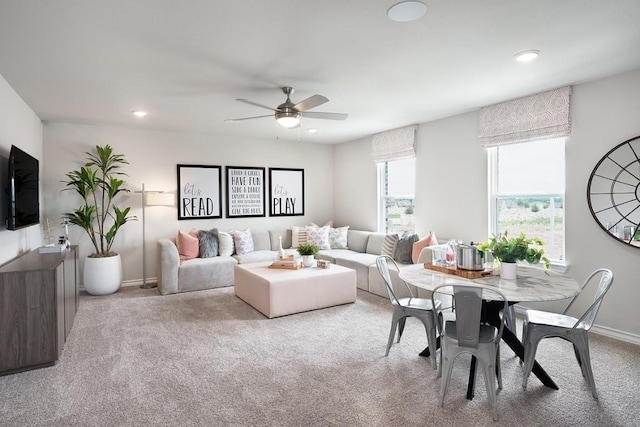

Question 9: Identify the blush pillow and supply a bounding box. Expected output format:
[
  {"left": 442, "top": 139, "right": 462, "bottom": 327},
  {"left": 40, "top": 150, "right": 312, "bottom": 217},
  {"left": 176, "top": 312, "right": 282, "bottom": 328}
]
[
  {"left": 412, "top": 232, "right": 438, "bottom": 264},
  {"left": 232, "top": 228, "right": 254, "bottom": 255},
  {"left": 305, "top": 225, "right": 331, "bottom": 250},
  {"left": 177, "top": 230, "right": 200, "bottom": 261}
]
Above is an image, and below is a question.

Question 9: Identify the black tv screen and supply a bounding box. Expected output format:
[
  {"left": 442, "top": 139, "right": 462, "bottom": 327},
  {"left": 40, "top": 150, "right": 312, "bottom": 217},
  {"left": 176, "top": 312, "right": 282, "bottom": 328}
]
[{"left": 7, "top": 145, "right": 40, "bottom": 230}]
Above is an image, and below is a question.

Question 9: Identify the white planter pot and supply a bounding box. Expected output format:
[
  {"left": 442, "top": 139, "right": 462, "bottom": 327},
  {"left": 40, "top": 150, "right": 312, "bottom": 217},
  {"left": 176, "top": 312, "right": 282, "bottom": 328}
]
[
  {"left": 301, "top": 255, "right": 315, "bottom": 268},
  {"left": 500, "top": 262, "right": 517, "bottom": 280},
  {"left": 84, "top": 254, "right": 122, "bottom": 295}
]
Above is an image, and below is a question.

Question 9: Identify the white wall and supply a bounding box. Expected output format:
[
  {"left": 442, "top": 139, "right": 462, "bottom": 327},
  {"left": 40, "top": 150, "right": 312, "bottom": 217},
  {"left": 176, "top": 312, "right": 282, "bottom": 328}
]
[
  {"left": 0, "top": 74, "right": 43, "bottom": 266},
  {"left": 42, "top": 122, "right": 334, "bottom": 285},
  {"left": 334, "top": 68, "right": 640, "bottom": 341}
]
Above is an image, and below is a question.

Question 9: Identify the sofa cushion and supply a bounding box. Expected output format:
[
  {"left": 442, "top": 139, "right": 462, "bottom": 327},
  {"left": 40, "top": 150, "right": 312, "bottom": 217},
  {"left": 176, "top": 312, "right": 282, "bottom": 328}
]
[
  {"left": 269, "top": 229, "right": 292, "bottom": 250},
  {"left": 199, "top": 228, "right": 219, "bottom": 258},
  {"left": 329, "top": 226, "right": 349, "bottom": 249},
  {"left": 177, "top": 230, "right": 200, "bottom": 261},
  {"left": 306, "top": 225, "right": 331, "bottom": 249},
  {"left": 232, "top": 228, "right": 254, "bottom": 255},
  {"left": 365, "top": 232, "right": 389, "bottom": 256},
  {"left": 394, "top": 232, "right": 419, "bottom": 264},
  {"left": 177, "top": 256, "right": 237, "bottom": 293},
  {"left": 347, "top": 230, "right": 371, "bottom": 253},
  {"left": 251, "top": 230, "right": 272, "bottom": 251},
  {"left": 218, "top": 231, "right": 234, "bottom": 256},
  {"left": 412, "top": 232, "right": 438, "bottom": 263}
]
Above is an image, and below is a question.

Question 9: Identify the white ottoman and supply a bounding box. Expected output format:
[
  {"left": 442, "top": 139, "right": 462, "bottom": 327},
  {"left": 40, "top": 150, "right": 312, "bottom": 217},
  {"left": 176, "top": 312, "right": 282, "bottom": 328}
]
[{"left": 234, "top": 262, "right": 357, "bottom": 318}]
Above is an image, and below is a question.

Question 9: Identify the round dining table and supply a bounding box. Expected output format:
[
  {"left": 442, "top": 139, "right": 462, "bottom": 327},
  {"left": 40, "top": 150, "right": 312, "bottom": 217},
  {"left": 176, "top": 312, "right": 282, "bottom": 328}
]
[{"left": 399, "top": 263, "right": 581, "bottom": 398}]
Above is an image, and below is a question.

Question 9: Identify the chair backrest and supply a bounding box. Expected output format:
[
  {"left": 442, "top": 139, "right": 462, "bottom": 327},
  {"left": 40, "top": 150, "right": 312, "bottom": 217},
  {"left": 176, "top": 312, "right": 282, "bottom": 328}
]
[
  {"left": 376, "top": 255, "right": 413, "bottom": 305},
  {"left": 564, "top": 268, "right": 614, "bottom": 330},
  {"left": 432, "top": 283, "right": 508, "bottom": 348}
]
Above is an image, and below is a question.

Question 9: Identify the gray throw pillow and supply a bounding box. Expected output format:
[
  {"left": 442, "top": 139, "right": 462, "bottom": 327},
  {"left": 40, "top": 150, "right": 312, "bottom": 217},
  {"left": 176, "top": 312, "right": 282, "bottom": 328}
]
[
  {"left": 394, "top": 232, "right": 419, "bottom": 264},
  {"left": 199, "top": 228, "right": 219, "bottom": 258}
]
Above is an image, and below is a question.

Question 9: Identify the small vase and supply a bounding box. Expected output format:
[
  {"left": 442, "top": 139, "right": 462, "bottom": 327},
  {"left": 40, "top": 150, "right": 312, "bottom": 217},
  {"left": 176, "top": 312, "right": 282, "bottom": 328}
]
[
  {"left": 301, "top": 255, "right": 315, "bottom": 268},
  {"left": 500, "top": 262, "right": 517, "bottom": 280},
  {"left": 278, "top": 236, "right": 286, "bottom": 259}
]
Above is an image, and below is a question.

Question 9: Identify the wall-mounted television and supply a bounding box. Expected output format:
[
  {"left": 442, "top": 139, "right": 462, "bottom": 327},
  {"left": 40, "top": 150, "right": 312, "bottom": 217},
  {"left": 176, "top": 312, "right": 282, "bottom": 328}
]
[{"left": 7, "top": 145, "right": 40, "bottom": 230}]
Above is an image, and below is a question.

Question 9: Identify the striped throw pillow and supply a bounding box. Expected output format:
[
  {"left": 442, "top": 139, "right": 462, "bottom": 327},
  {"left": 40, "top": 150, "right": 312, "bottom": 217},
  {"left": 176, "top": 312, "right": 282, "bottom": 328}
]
[{"left": 381, "top": 233, "right": 399, "bottom": 257}]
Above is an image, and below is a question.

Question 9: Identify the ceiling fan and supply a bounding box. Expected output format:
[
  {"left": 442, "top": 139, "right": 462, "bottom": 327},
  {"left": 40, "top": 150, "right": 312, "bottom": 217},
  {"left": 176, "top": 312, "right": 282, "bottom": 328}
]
[{"left": 225, "top": 86, "right": 348, "bottom": 128}]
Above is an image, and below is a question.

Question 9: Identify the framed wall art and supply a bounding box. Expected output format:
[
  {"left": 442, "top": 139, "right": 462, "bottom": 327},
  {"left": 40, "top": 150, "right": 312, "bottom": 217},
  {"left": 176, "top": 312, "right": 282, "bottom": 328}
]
[
  {"left": 226, "top": 166, "right": 266, "bottom": 218},
  {"left": 177, "top": 164, "right": 222, "bottom": 220},
  {"left": 269, "top": 167, "right": 304, "bottom": 216}
]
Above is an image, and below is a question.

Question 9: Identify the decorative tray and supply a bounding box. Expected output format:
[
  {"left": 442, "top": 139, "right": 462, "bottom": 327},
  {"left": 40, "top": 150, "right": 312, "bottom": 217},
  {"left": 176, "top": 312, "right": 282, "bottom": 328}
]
[{"left": 424, "top": 263, "right": 493, "bottom": 279}]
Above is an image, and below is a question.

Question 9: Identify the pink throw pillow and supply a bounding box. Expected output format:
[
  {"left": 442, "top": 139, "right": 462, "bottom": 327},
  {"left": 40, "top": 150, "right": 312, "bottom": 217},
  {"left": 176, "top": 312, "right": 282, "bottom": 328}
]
[
  {"left": 177, "top": 229, "right": 200, "bottom": 261},
  {"left": 306, "top": 225, "right": 331, "bottom": 250},
  {"left": 412, "top": 232, "right": 438, "bottom": 264}
]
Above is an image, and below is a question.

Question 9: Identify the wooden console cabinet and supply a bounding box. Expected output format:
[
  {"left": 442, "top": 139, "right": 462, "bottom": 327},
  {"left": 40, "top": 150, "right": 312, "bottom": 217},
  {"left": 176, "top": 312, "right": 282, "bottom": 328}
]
[{"left": 0, "top": 246, "right": 78, "bottom": 375}]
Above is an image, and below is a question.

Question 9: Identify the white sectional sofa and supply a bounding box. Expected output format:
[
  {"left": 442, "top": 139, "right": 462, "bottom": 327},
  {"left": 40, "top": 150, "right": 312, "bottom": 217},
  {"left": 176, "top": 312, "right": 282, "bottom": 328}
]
[{"left": 157, "top": 227, "right": 434, "bottom": 298}]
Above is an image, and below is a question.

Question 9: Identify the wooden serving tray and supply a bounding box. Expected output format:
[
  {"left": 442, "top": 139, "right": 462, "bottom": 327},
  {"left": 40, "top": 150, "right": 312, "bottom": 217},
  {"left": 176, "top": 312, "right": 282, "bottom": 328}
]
[
  {"left": 424, "top": 263, "right": 492, "bottom": 279},
  {"left": 269, "top": 262, "right": 302, "bottom": 270}
]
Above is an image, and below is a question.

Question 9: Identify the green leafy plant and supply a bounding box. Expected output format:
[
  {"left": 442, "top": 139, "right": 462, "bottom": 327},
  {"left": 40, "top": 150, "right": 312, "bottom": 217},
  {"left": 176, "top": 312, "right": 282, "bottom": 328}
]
[
  {"left": 476, "top": 231, "right": 550, "bottom": 269},
  {"left": 297, "top": 243, "right": 319, "bottom": 256},
  {"left": 63, "top": 144, "right": 136, "bottom": 257}
]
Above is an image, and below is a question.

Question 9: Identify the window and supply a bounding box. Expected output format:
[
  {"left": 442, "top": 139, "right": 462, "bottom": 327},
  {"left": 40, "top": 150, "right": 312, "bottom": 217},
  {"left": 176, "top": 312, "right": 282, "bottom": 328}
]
[
  {"left": 378, "top": 157, "right": 415, "bottom": 233},
  {"left": 489, "top": 138, "right": 565, "bottom": 263}
]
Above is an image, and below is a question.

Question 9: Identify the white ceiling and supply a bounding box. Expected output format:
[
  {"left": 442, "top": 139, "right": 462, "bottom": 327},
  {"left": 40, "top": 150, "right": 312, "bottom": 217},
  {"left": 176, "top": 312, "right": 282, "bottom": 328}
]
[{"left": 1, "top": 0, "right": 640, "bottom": 144}]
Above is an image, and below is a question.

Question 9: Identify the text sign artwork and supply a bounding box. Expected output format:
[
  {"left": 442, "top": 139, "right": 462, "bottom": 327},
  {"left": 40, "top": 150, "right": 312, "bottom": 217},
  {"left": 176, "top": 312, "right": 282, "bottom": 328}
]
[
  {"left": 226, "top": 166, "right": 265, "bottom": 218},
  {"left": 269, "top": 168, "right": 305, "bottom": 216},
  {"left": 177, "top": 164, "right": 222, "bottom": 220}
]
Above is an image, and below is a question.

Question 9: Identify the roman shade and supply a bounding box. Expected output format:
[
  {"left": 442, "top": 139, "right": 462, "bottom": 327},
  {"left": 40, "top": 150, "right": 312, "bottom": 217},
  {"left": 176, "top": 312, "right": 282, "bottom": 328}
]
[
  {"left": 479, "top": 86, "right": 571, "bottom": 147},
  {"left": 371, "top": 125, "right": 417, "bottom": 162}
]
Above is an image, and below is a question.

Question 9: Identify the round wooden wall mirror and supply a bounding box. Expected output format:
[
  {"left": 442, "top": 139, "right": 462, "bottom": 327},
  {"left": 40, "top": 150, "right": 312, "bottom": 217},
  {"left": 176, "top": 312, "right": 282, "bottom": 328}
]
[{"left": 587, "top": 135, "right": 640, "bottom": 248}]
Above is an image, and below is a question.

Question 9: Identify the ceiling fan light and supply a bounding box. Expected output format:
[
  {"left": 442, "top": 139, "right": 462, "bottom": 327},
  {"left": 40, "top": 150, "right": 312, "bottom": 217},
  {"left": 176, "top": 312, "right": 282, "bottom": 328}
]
[{"left": 275, "top": 111, "right": 301, "bottom": 128}]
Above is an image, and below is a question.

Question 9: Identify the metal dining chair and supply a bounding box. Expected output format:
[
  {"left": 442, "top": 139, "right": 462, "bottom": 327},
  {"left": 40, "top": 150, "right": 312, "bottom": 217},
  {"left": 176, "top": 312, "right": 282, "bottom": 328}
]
[
  {"left": 431, "top": 283, "right": 508, "bottom": 422},
  {"left": 376, "top": 255, "right": 441, "bottom": 369},
  {"left": 522, "top": 268, "right": 613, "bottom": 400}
]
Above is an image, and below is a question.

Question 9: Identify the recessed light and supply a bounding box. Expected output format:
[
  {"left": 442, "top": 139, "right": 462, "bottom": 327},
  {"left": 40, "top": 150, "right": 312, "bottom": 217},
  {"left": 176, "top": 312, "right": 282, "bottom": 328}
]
[
  {"left": 387, "top": 1, "right": 427, "bottom": 22},
  {"left": 132, "top": 110, "right": 148, "bottom": 118},
  {"left": 306, "top": 128, "right": 318, "bottom": 134},
  {"left": 514, "top": 50, "right": 540, "bottom": 62}
]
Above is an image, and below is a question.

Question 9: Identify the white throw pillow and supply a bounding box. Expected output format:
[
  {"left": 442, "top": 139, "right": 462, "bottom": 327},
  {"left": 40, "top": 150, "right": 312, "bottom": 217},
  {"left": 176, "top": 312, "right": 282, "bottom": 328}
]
[
  {"left": 329, "top": 226, "right": 349, "bottom": 249},
  {"left": 306, "top": 225, "right": 331, "bottom": 250},
  {"left": 381, "top": 233, "right": 399, "bottom": 257},
  {"left": 232, "top": 228, "right": 254, "bottom": 255},
  {"left": 218, "top": 231, "right": 234, "bottom": 256}
]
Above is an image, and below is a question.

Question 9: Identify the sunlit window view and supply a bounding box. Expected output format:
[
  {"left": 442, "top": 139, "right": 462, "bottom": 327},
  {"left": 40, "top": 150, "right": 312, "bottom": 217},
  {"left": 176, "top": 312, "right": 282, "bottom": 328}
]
[
  {"left": 492, "top": 139, "right": 565, "bottom": 262},
  {"left": 379, "top": 158, "right": 415, "bottom": 233}
]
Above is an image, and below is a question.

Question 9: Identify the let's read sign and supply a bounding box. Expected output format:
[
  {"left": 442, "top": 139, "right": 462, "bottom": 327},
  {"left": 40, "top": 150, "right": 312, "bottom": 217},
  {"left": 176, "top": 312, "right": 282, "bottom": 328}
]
[{"left": 178, "top": 165, "right": 222, "bottom": 219}]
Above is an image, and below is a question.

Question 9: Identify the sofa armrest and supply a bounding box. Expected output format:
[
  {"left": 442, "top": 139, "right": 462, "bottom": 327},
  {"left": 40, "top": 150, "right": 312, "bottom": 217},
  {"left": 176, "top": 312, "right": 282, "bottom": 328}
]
[
  {"left": 417, "top": 245, "right": 436, "bottom": 264},
  {"left": 158, "top": 238, "right": 180, "bottom": 295}
]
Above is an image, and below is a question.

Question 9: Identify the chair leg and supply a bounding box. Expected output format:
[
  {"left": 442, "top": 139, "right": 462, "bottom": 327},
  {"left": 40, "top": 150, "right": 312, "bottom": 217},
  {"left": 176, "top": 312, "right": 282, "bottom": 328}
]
[
  {"left": 496, "top": 344, "right": 502, "bottom": 391},
  {"left": 439, "top": 347, "right": 454, "bottom": 407},
  {"left": 573, "top": 333, "right": 598, "bottom": 400},
  {"left": 418, "top": 317, "right": 438, "bottom": 370},
  {"left": 522, "top": 329, "right": 541, "bottom": 389},
  {"left": 398, "top": 317, "right": 407, "bottom": 343},
  {"left": 385, "top": 311, "right": 401, "bottom": 356},
  {"left": 480, "top": 354, "right": 499, "bottom": 422}
]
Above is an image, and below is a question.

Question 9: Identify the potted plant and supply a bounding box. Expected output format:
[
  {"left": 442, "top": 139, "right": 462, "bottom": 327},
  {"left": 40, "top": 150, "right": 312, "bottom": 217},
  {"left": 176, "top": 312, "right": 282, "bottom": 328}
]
[
  {"left": 63, "top": 144, "right": 136, "bottom": 295},
  {"left": 297, "top": 243, "right": 319, "bottom": 268},
  {"left": 476, "top": 231, "right": 550, "bottom": 279}
]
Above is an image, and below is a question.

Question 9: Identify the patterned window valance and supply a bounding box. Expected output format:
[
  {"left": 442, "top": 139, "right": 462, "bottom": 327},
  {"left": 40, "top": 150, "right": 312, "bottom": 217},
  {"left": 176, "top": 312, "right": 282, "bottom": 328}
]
[
  {"left": 371, "top": 125, "right": 417, "bottom": 163},
  {"left": 478, "top": 86, "right": 572, "bottom": 147}
]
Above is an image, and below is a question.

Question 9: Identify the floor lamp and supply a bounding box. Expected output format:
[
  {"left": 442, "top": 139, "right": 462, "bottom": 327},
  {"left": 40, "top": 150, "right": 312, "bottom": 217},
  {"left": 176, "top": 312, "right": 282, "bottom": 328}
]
[{"left": 136, "top": 183, "right": 174, "bottom": 289}]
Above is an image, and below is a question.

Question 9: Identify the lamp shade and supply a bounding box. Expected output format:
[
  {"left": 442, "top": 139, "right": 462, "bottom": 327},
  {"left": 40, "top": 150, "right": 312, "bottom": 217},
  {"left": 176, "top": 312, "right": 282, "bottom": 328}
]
[{"left": 145, "top": 192, "right": 174, "bottom": 206}]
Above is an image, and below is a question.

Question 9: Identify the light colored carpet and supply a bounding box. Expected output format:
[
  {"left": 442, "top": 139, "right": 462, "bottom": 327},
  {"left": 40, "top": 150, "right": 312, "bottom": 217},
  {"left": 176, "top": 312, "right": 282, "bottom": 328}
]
[{"left": 1, "top": 285, "right": 639, "bottom": 426}]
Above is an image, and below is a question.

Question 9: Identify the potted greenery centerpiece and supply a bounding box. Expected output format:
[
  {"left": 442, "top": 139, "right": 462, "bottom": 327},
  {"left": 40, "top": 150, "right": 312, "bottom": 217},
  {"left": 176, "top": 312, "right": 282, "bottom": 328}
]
[
  {"left": 297, "top": 242, "right": 319, "bottom": 268},
  {"left": 476, "top": 231, "right": 550, "bottom": 279},
  {"left": 63, "top": 144, "right": 136, "bottom": 295}
]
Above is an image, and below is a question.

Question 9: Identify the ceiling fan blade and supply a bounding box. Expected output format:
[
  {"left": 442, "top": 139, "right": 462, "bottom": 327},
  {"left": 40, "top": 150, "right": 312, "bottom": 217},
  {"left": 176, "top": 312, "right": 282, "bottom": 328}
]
[
  {"left": 294, "top": 94, "right": 329, "bottom": 111},
  {"left": 236, "top": 99, "right": 276, "bottom": 112},
  {"left": 225, "top": 114, "right": 273, "bottom": 122},
  {"left": 301, "top": 111, "right": 348, "bottom": 120}
]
